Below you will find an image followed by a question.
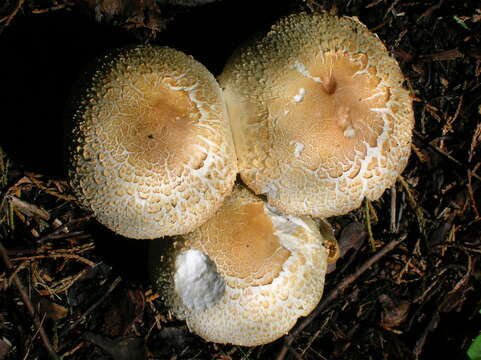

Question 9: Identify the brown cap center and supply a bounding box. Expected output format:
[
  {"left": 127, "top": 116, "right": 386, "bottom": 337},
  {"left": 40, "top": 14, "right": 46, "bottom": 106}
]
[
  {"left": 270, "top": 50, "right": 388, "bottom": 174},
  {"left": 105, "top": 74, "right": 206, "bottom": 170},
  {"left": 199, "top": 200, "right": 291, "bottom": 287}
]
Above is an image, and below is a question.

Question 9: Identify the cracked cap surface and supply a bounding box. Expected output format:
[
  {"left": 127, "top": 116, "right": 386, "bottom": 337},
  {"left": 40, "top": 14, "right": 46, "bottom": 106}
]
[
  {"left": 150, "top": 186, "right": 331, "bottom": 346},
  {"left": 219, "top": 12, "right": 414, "bottom": 218},
  {"left": 69, "top": 45, "right": 237, "bottom": 239}
]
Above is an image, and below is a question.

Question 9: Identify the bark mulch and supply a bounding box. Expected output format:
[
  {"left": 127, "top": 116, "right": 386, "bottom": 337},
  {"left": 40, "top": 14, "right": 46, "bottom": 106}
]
[{"left": 0, "top": 0, "right": 480, "bottom": 359}]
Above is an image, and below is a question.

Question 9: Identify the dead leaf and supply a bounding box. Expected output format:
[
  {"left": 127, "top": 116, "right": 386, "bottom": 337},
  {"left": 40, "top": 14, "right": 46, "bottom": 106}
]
[
  {"left": 338, "top": 222, "right": 367, "bottom": 258},
  {"left": 379, "top": 294, "right": 410, "bottom": 329},
  {"left": 37, "top": 298, "right": 68, "bottom": 320},
  {"left": 328, "top": 222, "right": 367, "bottom": 273}
]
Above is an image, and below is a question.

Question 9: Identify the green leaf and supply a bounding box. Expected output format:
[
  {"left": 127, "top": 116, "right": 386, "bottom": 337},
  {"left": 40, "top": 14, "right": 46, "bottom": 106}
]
[{"left": 468, "top": 334, "right": 481, "bottom": 360}]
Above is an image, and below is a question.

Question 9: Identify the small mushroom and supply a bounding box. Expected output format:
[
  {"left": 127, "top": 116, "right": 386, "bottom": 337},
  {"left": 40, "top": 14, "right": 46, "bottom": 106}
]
[
  {"left": 68, "top": 45, "right": 237, "bottom": 239},
  {"left": 150, "top": 185, "right": 333, "bottom": 346},
  {"left": 219, "top": 12, "right": 414, "bottom": 218}
]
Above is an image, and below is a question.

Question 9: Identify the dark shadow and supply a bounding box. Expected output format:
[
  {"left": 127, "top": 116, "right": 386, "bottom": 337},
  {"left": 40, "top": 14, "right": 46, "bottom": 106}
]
[
  {"left": 0, "top": 10, "right": 134, "bottom": 177},
  {"left": 0, "top": 0, "right": 299, "bottom": 177},
  {"left": 157, "top": 0, "right": 300, "bottom": 76},
  {"left": 89, "top": 221, "right": 154, "bottom": 284}
]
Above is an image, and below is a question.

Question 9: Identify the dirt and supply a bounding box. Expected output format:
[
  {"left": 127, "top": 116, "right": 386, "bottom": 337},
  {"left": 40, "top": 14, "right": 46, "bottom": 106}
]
[{"left": 0, "top": 0, "right": 480, "bottom": 359}]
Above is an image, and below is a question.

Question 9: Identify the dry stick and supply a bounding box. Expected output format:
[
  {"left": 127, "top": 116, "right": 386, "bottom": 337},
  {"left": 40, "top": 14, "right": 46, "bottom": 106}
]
[
  {"left": 0, "top": 0, "right": 25, "bottom": 26},
  {"left": 276, "top": 234, "right": 407, "bottom": 360},
  {"left": 398, "top": 176, "right": 427, "bottom": 241},
  {"left": 467, "top": 166, "right": 481, "bottom": 219},
  {"left": 365, "top": 199, "right": 376, "bottom": 251},
  {"left": 419, "top": 0, "right": 444, "bottom": 19},
  {"left": 10, "top": 253, "right": 96, "bottom": 267},
  {"left": 37, "top": 214, "right": 94, "bottom": 243},
  {"left": 429, "top": 143, "right": 481, "bottom": 182},
  {"left": 60, "top": 276, "right": 122, "bottom": 338},
  {"left": 390, "top": 185, "right": 397, "bottom": 233},
  {"left": 26, "top": 174, "right": 76, "bottom": 202},
  {"left": 0, "top": 241, "right": 60, "bottom": 360},
  {"left": 31, "top": 4, "right": 66, "bottom": 13}
]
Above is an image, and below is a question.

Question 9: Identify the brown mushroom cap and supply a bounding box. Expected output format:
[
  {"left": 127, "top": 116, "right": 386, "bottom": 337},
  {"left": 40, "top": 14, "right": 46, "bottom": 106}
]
[
  {"left": 150, "top": 185, "right": 331, "bottom": 346},
  {"left": 219, "top": 12, "right": 414, "bottom": 217},
  {"left": 69, "top": 45, "right": 237, "bottom": 239}
]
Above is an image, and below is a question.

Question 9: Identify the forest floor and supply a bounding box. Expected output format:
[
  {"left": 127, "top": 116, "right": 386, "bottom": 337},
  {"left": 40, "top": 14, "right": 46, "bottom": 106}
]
[{"left": 0, "top": 0, "right": 480, "bottom": 359}]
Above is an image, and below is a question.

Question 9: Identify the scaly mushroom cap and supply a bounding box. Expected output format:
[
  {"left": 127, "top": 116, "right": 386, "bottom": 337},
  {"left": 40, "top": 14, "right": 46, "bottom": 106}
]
[
  {"left": 219, "top": 12, "right": 414, "bottom": 217},
  {"left": 150, "top": 185, "right": 331, "bottom": 346},
  {"left": 69, "top": 45, "right": 237, "bottom": 239}
]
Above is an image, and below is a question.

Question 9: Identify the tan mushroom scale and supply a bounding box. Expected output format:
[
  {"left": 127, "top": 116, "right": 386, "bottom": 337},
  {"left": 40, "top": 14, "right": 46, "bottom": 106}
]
[
  {"left": 219, "top": 12, "right": 414, "bottom": 217},
  {"left": 69, "top": 45, "right": 237, "bottom": 239},
  {"left": 150, "top": 186, "right": 331, "bottom": 346}
]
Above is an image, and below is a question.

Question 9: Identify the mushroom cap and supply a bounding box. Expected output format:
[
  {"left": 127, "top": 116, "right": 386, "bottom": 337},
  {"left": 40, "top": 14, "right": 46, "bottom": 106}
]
[
  {"left": 150, "top": 185, "right": 331, "bottom": 346},
  {"left": 68, "top": 45, "right": 237, "bottom": 239},
  {"left": 219, "top": 12, "right": 414, "bottom": 218}
]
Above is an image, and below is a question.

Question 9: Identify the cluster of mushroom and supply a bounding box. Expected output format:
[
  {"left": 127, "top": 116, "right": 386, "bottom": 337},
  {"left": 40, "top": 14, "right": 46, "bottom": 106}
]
[{"left": 68, "top": 12, "right": 414, "bottom": 346}]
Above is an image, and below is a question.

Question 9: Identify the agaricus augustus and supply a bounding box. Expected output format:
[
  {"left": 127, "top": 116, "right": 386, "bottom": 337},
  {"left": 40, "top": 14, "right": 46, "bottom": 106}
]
[
  {"left": 150, "top": 185, "right": 335, "bottom": 346},
  {"left": 219, "top": 12, "right": 414, "bottom": 218},
  {"left": 68, "top": 45, "right": 237, "bottom": 239}
]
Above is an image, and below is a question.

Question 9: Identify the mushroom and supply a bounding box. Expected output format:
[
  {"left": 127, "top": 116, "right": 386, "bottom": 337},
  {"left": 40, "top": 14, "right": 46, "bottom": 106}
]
[
  {"left": 150, "top": 185, "right": 335, "bottom": 346},
  {"left": 68, "top": 45, "right": 237, "bottom": 239},
  {"left": 219, "top": 12, "right": 414, "bottom": 218}
]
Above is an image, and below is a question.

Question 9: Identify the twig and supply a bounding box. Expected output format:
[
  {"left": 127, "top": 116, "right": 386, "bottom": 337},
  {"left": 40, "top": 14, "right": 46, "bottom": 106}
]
[
  {"left": 413, "top": 256, "right": 474, "bottom": 358},
  {"left": 36, "top": 267, "right": 91, "bottom": 296},
  {"left": 277, "top": 234, "right": 407, "bottom": 360},
  {"left": 467, "top": 164, "right": 480, "bottom": 219},
  {"left": 365, "top": 0, "right": 384, "bottom": 9},
  {"left": 418, "top": 0, "right": 444, "bottom": 20},
  {"left": 62, "top": 342, "right": 85, "bottom": 358},
  {"left": 390, "top": 185, "right": 397, "bottom": 233},
  {"left": 426, "top": 142, "right": 481, "bottom": 182},
  {"left": 9, "top": 196, "right": 51, "bottom": 221},
  {"left": 10, "top": 253, "right": 96, "bottom": 267},
  {"left": 0, "top": 0, "right": 25, "bottom": 27},
  {"left": 31, "top": 4, "right": 66, "bottom": 14},
  {"left": 37, "top": 231, "right": 90, "bottom": 242},
  {"left": 420, "top": 49, "right": 463, "bottom": 61},
  {"left": 414, "top": 131, "right": 481, "bottom": 182},
  {"left": 37, "top": 214, "right": 93, "bottom": 243},
  {"left": 0, "top": 240, "right": 60, "bottom": 360},
  {"left": 398, "top": 176, "right": 427, "bottom": 240},
  {"left": 0, "top": 146, "right": 8, "bottom": 188},
  {"left": 469, "top": 123, "right": 481, "bottom": 162},
  {"left": 365, "top": 199, "right": 376, "bottom": 251},
  {"left": 26, "top": 173, "right": 76, "bottom": 201},
  {"left": 60, "top": 276, "right": 122, "bottom": 337},
  {"left": 7, "top": 260, "right": 29, "bottom": 287}
]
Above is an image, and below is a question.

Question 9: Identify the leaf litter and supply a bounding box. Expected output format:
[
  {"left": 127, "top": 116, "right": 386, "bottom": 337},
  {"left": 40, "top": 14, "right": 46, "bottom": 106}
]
[{"left": 0, "top": 0, "right": 480, "bottom": 359}]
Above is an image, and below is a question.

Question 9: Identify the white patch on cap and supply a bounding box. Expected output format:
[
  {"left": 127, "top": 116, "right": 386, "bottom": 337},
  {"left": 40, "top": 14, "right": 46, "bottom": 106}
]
[
  {"left": 290, "top": 140, "right": 305, "bottom": 158},
  {"left": 174, "top": 249, "right": 225, "bottom": 312},
  {"left": 343, "top": 125, "right": 356, "bottom": 138},
  {"left": 293, "top": 88, "right": 306, "bottom": 103},
  {"left": 261, "top": 183, "right": 279, "bottom": 199}
]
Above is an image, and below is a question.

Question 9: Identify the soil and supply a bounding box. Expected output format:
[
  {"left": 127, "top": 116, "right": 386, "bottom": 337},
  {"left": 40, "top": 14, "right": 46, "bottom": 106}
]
[{"left": 0, "top": 0, "right": 480, "bottom": 359}]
